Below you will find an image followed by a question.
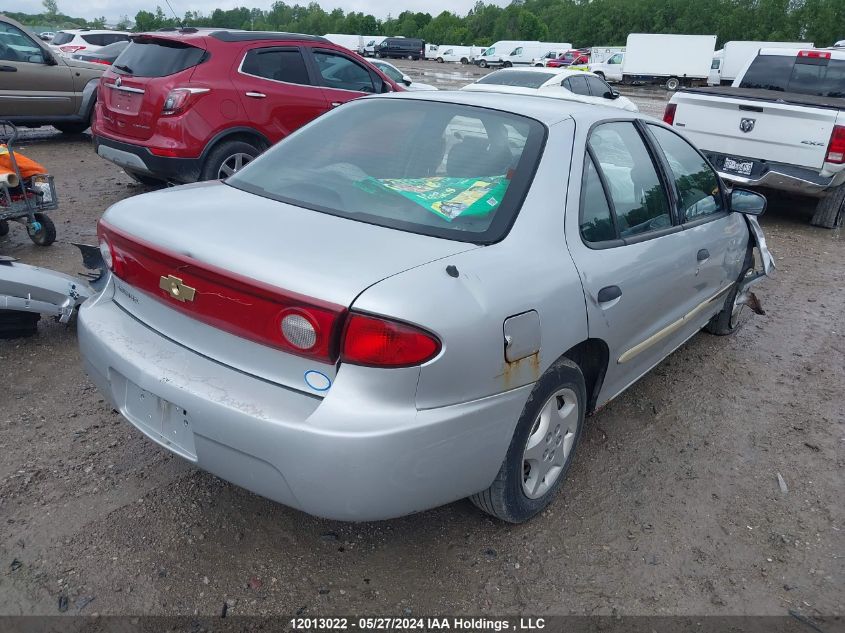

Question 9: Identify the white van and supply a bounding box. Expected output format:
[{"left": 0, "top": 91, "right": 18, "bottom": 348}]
[
  {"left": 436, "top": 45, "right": 485, "bottom": 64},
  {"left": 424, "top": 44, "right": 440, "bottom": 60},
  {"left": 359, "top": 36, "right": 385, "bottom": 56},
  {"left": 506, "top": 43, "right": 571, "bottom": 67},
  {"left": 588, "top": 51, "right": 625, "bottom": 82},
  {"left": 475, "top": 41, "right": 539, "bottom": 68}
]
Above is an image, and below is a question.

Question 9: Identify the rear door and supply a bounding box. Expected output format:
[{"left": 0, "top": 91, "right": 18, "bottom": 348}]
[
  {"left": 233, "top": 45, "right": 329, "bottom": 142},
  {"left": 565, "top": 120, "right": 701, "bottom": 401},
  {"left": 0, "top": 21, "right": 75, "bottom": 116},
  {"left": 306, "top": 48, "right": 383, "bottom": 108}
]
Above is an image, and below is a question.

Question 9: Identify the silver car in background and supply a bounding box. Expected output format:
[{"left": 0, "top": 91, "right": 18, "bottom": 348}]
[{"left": 79, "top": 92, "right": 771, "bottom": 523}]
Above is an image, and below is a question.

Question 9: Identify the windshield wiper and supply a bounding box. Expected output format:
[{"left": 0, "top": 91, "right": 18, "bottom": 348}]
[{"left": 113, "top": 63, "right": 133, "bottom": 74}]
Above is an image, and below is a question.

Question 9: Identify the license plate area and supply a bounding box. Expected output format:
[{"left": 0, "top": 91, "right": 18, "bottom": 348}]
[
  {"left": 723, "top": 156, "right": 755, "bottom": 176},
  {"left": 109, "top": 89, "right": 142, "bottom": 115},
  {"left": 111, "top": 371, "right": 197, "bottom": 460}
]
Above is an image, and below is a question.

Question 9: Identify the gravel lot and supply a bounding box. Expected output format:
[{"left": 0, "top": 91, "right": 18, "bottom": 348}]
[{"left": 0, "top": 70, "right": 842, "bottom": 619}]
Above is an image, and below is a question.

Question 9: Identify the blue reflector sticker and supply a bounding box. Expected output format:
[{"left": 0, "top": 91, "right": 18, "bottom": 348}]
[{"left": 304, "top": 370, "right": 331, "bottom": 392}]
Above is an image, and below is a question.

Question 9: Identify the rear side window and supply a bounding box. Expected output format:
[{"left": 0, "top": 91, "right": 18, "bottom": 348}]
[
  {"left": 241, "top": 47, "right": 310, "bottom": 85},
  {"left": 580, "top": 156, "right": 616, "bottom": 243},
  {"left": 112, "top": 39, "right": 207, "bottom": 78},
  {"left": 52, "top": 32, "right": 74, "bottom": 45},
  {"left": 564, "top": 75, "right": 590, "bottom": 95},
  {"left": 648, "top": 125, "right": 723, "bottom": 221},
  {"left": 588, "top": 122, "right": 671, "bottom": 239},
  {"left": 227, "top": 99, "right": 546, "bottom": 244}
]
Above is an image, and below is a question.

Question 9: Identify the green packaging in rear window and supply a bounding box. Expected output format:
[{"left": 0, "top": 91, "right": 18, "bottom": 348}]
[{"left": 356, "top": 175, "right": 510, "bottom": 222}]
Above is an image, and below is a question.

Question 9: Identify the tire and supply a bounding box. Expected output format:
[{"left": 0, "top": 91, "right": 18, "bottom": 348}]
[
  {"left": 0, "top": 219, "right": 8, "bottom": 237},
  {"left": 665, "top": 76, "right": 680, "bottom": 91},
  {"left": 705, "top": 247, "right": 754, "bottom": 336},
  {"left": 810, "top": 183, "right": 845, "bottom": 228},
  {"left": 53, "top": 122, "right": 89, "bottom": 134},
  {"left": 436, "top": 57, "right": 443, "bottom": 63},
  {"left": 479, "top": 60, "right": 488, "bottom": 68},
  {"left": 460, "top": 57, "right": 469, "bottom": 65},
  {"left": 594, "top": 71, "right": 605, "bottom": 79},
  {"left": 200, "top": 140, "right": 261, "bottom": 181},
  {"left": 28, "top": 213, "right": 56, "bottom": 246},
  {"left": 503, "top": 61, "right": 512, "bottom": 68},
  {"left": 124, "top": 169, "right": 165, "bottom": 187},
  {"left": 470, "top": 357, "right": 586, "bottom": 523}
]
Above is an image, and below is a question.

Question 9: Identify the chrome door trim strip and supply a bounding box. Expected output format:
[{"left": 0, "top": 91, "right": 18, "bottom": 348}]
[{"left": 617, "top": 283, "right": 734, "bottom": 364}]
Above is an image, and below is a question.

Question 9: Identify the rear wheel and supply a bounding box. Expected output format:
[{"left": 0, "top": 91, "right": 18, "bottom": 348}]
[
  {"left": 665, "top": 76, "right": 680, "bottom": 91},
  {"left": 460, "top": 57, "right": 469, "bottom": 65},
  {"left": 810, "top": 183, "right": 845, "bottom": 228},
  {"left": 200, "top": 140, "right": 261, "bottom": 181},
  {"left": 436, "top": 57, "right": 444, "bottom": 63},
  {"left": 503, "top": 61, "right": 512, "bottom": 68},
  {"left": 27, "top": 213, "right": 56, "bottom": 246},
  {"left": 470, "top": 357, "right": 586, "bottom": 523},
  {"left": 479, "top": 59, "right": 488, "bottom": 68}
]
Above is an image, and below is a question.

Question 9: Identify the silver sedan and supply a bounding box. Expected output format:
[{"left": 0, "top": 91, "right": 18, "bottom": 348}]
[{"left": 79, "top": 91, "right": 772, "bottom": 522}]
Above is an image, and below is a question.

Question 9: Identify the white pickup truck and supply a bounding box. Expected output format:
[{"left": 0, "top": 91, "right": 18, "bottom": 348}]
[{"left": 666, "top": 47, "right": 845, "bottom": 228}]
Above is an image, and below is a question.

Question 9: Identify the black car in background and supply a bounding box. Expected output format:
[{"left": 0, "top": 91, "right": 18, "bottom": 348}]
[
  {"left": 376, "top": 37, "right": 425, "bottom": 60},
  {"left": 71, "top": 40, "right": 129, "bottom": 65}
]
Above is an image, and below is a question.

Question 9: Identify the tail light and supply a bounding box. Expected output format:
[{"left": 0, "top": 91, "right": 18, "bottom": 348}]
[
  {"left": 96, "top": 228, "right": 122, "bottom": 277},
  {"left": 663, "top": 103, "right": 677, "bottom": 125},
  {"left": 825, "top": 125, "right": 845, "bottom": 164},
  {"left": 341, "top": 313, "right": 440, "bottom": 368},
  {"left": 798, "top": 50, "right": 831, "bottom": 59},
  {"left": 162, "top": 87, "right": 210, "bottom": 116},
  {"left": 89, "top": 58, "right": 112, "bottom": 65},
  {"left": 96, "top": 220, "right": 346, "bottom": 362},
  {"left": 60, "top": 45, "right": 85, "bottom": 53}
]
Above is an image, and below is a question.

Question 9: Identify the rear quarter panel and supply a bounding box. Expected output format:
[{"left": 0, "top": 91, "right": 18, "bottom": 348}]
[{"left": 350, "top": 120, "right": 589, "bottom": 409}]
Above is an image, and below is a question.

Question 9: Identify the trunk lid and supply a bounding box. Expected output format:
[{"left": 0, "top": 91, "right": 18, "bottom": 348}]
[
  {"left": 98, "top": 35, "right": 207, "bottom": 141},
  {"left": 101, "top": 182, "right": 478, "bottom": 393},
  {"left": 672, "top": 89, "right": 838, "bottom": 170}
]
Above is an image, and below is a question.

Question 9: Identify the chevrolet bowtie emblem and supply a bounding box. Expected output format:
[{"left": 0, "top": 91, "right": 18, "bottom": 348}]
[{"left": 159, "top": 275, "right": 196, "bottom": 302}]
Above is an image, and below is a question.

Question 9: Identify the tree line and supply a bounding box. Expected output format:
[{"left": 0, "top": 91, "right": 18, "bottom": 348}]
[{"left": 7, "top": 0, "right": 843, "bottom": 48}]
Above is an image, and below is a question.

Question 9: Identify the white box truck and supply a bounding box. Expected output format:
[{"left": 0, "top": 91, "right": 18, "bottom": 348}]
[
  {"left": 600, "top": 34, "right": 717, "bottom": 90},
  {"left": 708, "top": 40, "right": 813, "bottom": 85},
  {"left": 324, "top": 34, "right": 364, "bottom": 53}
]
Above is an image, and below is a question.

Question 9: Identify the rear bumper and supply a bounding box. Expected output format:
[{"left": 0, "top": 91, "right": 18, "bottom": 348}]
[
  {"left": 704, "top": 151, "right": 845, "bottom": 197},
  {"left": 78, "top": 288, "right": 530, "bottom": 521},
  {"left": 93, "top": 135, "right": 202, "bottom": 183}
]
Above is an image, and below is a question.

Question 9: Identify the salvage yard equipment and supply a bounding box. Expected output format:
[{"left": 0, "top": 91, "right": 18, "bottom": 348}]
[{"left": 0, "top": 121, "right": 58, "bottom": 246}]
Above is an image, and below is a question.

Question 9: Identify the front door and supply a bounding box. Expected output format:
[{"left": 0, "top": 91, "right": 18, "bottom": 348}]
[
  {"left": 0, "top": 21, "right": 75, "bottom": 116},
  {"left": 565, "top": 121, "right": 702, "bottom": 402},
  {"left": 232, "top": 45, "right": 329, "bottom": 143},
  {"left": 307, "top": 48, "right": 383, "bottom": 109}
]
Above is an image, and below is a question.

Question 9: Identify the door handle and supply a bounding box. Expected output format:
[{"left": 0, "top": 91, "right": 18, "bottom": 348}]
[
  {"left": 245, "top": 92, "right": 266, "bottom": 98},
  {"left": 331, "top": 102, "right": 342, "bottom": 107},
  {"left": 0, "top": 65, "right": 17, "bottom": 72},
  {"left": 697, "top": 248, "right": 710, "bottom": 262},
  {"left": 597, "top": 285, "right": 622, "bottom": 303}
]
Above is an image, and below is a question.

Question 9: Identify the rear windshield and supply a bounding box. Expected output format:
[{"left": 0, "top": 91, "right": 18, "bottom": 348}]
[
  {"left": 740, "top": 53, "right": 845, "bottom": 97},
  {"left": 477, "top": 70, "right": 555, "bottom": 89},
  {"left": 227, "top": 99, "right": 546, "bottom": 243},
  {"left": 112, "top": 39, "right": 207, "bottom": 77},
  {"left": 52, "top": 31, "right": 74, "bottom": 45}
]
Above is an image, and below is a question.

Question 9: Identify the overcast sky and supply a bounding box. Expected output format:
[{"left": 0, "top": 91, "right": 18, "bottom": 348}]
[{"left": 4, "top": 0, "right": 484, "bottom": 23}]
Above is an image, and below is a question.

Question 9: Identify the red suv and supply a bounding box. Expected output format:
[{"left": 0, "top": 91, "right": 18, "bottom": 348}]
[
  {"left": 92, "top": 29, "right": 403, "bottom": 184},
  {"left": 547, "top": 50, "right": 590, "bottom": 68}
]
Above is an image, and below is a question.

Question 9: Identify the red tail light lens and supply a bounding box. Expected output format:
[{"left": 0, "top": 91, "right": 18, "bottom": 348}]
[
  {"left": 341, "top": 313, "right": 440, "bottom": 368},
  {"left": 663, "top": 103, "right": 677, "bottom": 125},
  {"left": 162, "top": 87, "right": 210, "bottom": 116},
  {"left": 825, "top": 125, "right": 845, "bottom": 164},
  {"left": 798, "top": 50, "right": 831, "bottom": 59},
  {"left": 97, "top": 220, "right": 345, "bottom": 362}
]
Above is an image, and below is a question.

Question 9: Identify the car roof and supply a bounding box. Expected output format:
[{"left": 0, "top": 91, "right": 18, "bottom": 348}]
[
  {"left": 58, "top": 29, "right": 129, "bottom": 34},
  {"left": 133, "top": 28, "right": 329, "bottom": 45},
  {"left": 374, "top": 89, "right": 622, "bottom": 126}
]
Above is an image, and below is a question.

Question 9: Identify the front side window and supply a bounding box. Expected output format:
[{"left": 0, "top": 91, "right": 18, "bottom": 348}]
[
  {"left": 648, "top": 125, "right": 723, "bottom": 221},
  {"left": 227, "top": 99, "right": 545, "bottom": 243},
  {"left": 585, "top": 75, "right": 611, "bottom": 97},
  {"left": 313, "top": 50, "right": 375, "bottom": 93},
  {"left": 609, "top": 54, "right": 622, "bottom": 64},
  {"left": 0, "top": 22, "right": 44, "bottom": 63},
  {"left": 711, "top": 58, "right": 721, "bottom": 70},
  {"left": 512, "top": 47, "right": 523, "bottom": 56},
  {"left": 374, "top": 61, "right": 403, "bottom": 83},
  {"left": 588, "top": 122, "right": 671, "bottom": 238},
  {"left": 242, "top": 47, "right": 310, "bottom": 85}
]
